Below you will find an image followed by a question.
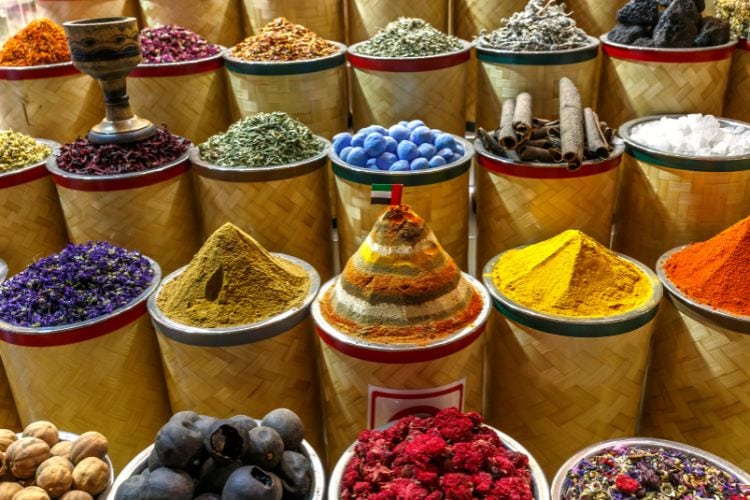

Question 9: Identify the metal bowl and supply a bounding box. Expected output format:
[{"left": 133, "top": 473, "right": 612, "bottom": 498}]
[
  {"left": 551, "top": 437, "right": 750, "bottom": 499},
  {"left": 657, "top": 245, "right": 750, "bottom": 334},
  {"left": 0, "top": 257, "right": 7, "bottom": 284}
]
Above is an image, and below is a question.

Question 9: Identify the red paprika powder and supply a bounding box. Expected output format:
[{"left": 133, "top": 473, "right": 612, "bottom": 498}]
[{"left": 665, "top": 216, "right": 750, "bottom": 316}]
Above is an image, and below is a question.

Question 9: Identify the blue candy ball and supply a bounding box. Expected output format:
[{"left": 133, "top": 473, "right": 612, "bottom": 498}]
[
  {"left": 429, "top": 155, "right": 447, "bottom": 168},
  {"left": 417, "top": 143, "right": 436, "bottom": 159},
  {"left": 410, "top": 158, "right": 430, "bottom": 170},
  {"left": 437, "top": 148, "right": 454, "bottom": 160},
  {"left": 351, "top": 132, "right": 367, "bottom": 148},
  {"left": 435, "top": 133, "right": 456, "bottom": 151},
  {"left": 455, "top": 144, "right": 465, "bottom": 156},
  {"left": 388, "top": 124, "right": 411, "bottom": 143},
  {"left": 450, "top": 153, "right": 463, "bottom": 163},
  {"left": 431, "top": 129, "right": 442, "bottom": 143},
  {"left": 384, "top": 136, "right": 398, "bottom": 154},
  {"left": 333, "top": 132, "right": 352, "bottom": 155},
  {"left": 376, "top": 152, "right": 397, "bottom": 170},
  {"left": 407, "top": 119, "right": 425, "bottom": 131},
  {"left": 347, "top": 147, "right": 367, "bottom": 167},
  {"left": 410, "top": 126, "right": 433, "bottom": 146},
  {"left": 390, "top": 160, "right": 410, "bottom": 171},
  {"left": 398, "top": 120, "right": 409, "bottom": 127},
  {"left": 397, "top": 141, "right": 419, "bottom": 161},
  {"left": 369, "top": 125, "right": 388, "bottom": 135},
  {"left": 339, "top": 146, "right": 353, "bottom": 162},
  {"left": 364, "top": 133, "right": 387, "bottom": 157},
  {"left": 366, "top": 158, "right": 378, "bottom": 168}
]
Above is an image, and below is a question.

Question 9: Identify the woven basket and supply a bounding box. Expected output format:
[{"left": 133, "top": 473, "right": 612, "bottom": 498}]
[
  {"left": 566, "top": 0, "right": 625, "bottom": 37},
  {"left": 139, "top": 0, "right": 244, "bottom": 47},
  {"left": 482, "top": 253, "right": 663, "bottom": 477},
  {"left": 128, "top": 53, "right": 230, "bottom": 145},
  {"left": 347, "top": 0, "right": 449, "bottom": 43},
  {"left": 474, "top": 140, "right": 623, "bottom": 276},
  {"left": 35, "top": 0, "right": 140, "bottom": 24},
  {"left": 0, "top": 259, "right": 172, "bottom": 470},
  {"left": 612, "top": 115, "right": 750, "bottom": 268},
  {"left": 0, "top": 63, "right": 103, "bottom": 143},
  {"left": 725, "top": 40, "right": 750, "bottom": 122},
  {"left": 242, "top": 0, "right": 343, "bottom": 42},
  {"left": 190, "top": 140, "right": 334, "bottom": 280},
  {"left": 48, "top": 154, "right": 202, "bottom": 274},
  {"left": 148, "top": 255, "right": 326, "bottom": 455},
  {"left": 475, "top": 37, "right": 600, "bottom": 131},
  {"left": 0, "top": 141, "right": 68, "bottom": 276},
  {"left": 312, "top": 274, "right": 490, "bottom": 468},
  {"left": 598, "top": 35, "right": 735, "bottom": 127},
  {"left": 640, "top": 249, "right": 750, "bottom": 471},
  {"left": 0, "top": 257, "right": 10, "bottom": 431},
  {"left": 349, "top": 40, "right": 471, "bottom": 135},
  {"left": 331, "top": 135, "right": 472, "bottom": 271}
]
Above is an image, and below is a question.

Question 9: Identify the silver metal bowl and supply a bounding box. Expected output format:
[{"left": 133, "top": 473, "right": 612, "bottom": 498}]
[{"left": 0, "top": 257, "right": 7, "bottom": 284}]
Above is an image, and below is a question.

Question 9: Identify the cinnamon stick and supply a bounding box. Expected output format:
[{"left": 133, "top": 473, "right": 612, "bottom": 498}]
[
  {"left": 584, "top": 107, "right": 609, "bottom": 159},
  {"left": 519, "top": 145, "right": 556, "bottom": 162},
  {"left": 477, "top": 128, "right": 505, "bottom": 156},
  {"left": 498, "top": 98, "right": 518, "bottom": 149},
  {"left": 512, "top": 92, "right": 533, "bottom": 139},
  {"left": 559, "top": 77, "right": 584, "bottom": 171}
]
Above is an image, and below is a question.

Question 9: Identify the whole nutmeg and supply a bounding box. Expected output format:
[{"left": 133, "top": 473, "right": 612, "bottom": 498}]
[
  {"left": 0, "top": 482, "right": 22, "bottom": 500},
  {"left": 35, "top": 457, "right": 73, "bottom": 497},
  {"left": 22, "top": 424, "right": 58, "bottom": 450},
  {"left": 49, "top": 442, "right": 72, "bottom": 459},
  {"left": 71, "top": 457, "right": 109, "bottom": 495},
  {"left": 68, "top": 434, "right": 107, "bottom": 465},
  {"left": 6, "top": 438, "right": 51, "bottom": 479},
  {"left": 0, "top": 432, "right": 17, "bottom": 453},
  {"left": 59, "top": 492, "right": 92, "bottom": 500},
  {"left": 10, "top": 486, "right": 48, "bottom": 500}
]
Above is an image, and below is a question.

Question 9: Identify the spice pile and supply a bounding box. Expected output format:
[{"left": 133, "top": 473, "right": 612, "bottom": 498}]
[
  {"left": 560, "top": 443, "right": 748, "bottom": 498},
  {"left": 57, "top": 128, "right": 190, "bottom": 175},
  {"left": 334, "top": 120, "right": 465, "bottom": 171},
  {"left": 610, "top": 0, "right": 730, "bottom": 47},
  {"left": 0, "top": 18, "right": 70, "bottom": 66},
  {"left": 320, "top": 205, "right": 483, "bottom": 344},
  {"left": 198, "top": 112, "right": 324, "bottom": 167},
  {"left": 0, "top": 242, "right": 154, "bottom": 328},
  {"left": 491, "top": 230, "right": 653, "bottom": 318},
  {"left": 478, "top": 79, "right": 616, "bottom": 169},
  {"left": 0, "top": 421, "right": 111, "bottom": 497},
  {"left": 139, "top": 25, "right": 220, "bottom": 64},
  {"left": 716, "top": 0, "right": 750, "bottom": 39},
  {"left": 629, "top": 114, "right": 750, "bottom": 156},
  {"left": 0, "top": 130, "right": 52, "bottom": 173},
  {"left": 665, "top": 215, "right": 750, "bottom": 316},
  {"left": 479, "top": 0, "right": 590, "bottom": 51},
  {"left": 355, "top": 18, "right": 462, "bottom": 57},
  {"left": 157, "top": 223, "right": 310, "bottom": 328},
  {"left": 340, "top": 408, "right": 534, "bottom": 499},
  {"left": 116, "top": 409, "right": 314, "bottom": 498},
  {"left": 230, "top": 17, "right": 337, "bottom": 62}
]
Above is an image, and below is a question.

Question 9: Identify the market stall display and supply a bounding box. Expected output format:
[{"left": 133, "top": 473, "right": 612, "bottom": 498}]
[
  {"left": 138, "top": 0, "right": 244, "bottom": 48},
  {"left": 347, "top": 0, "right": 448, "bottom": 44},
  {"left": 242, "top": 0, "right": 343, "bottom": 42}
]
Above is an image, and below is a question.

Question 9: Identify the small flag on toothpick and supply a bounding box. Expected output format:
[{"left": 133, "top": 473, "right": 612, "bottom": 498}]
[{"left": 371, "top": 184, "right": 403, "bottom": 206}]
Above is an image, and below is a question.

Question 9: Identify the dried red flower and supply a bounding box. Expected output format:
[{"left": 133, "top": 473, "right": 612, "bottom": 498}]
[{"left": 615, "top": 474, "right": 641, "bottom": 494}]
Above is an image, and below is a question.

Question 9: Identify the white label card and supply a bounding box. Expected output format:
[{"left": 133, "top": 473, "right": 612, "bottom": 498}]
[{"left": 367, "top": 378, "right": 466, "bottom": 429}]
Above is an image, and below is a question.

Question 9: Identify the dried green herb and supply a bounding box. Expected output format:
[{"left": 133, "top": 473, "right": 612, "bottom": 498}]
[
  {"left": 355, "top": 18, "right": 462, "bottom": 57},
  {"left": 479, "top": 0, "right": 590, "bottom": 52},
  {"left": 0, "top": 130, "right": 52, "bottom": 173},
  {"left": 716, "top": 0, "right": 750, "bottom": 39},
  {"left": 198, "top": 112, "right": 324, "bottom": 167}
]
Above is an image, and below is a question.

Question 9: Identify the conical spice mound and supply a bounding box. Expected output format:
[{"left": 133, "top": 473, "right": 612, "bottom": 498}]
[{"left": 320, "top": 205, "right": 483, "bottom": 345}]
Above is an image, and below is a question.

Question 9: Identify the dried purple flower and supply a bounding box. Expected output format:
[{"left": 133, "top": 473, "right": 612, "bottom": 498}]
[
  {"left": 56, "top": 128, "right": 190, "bottom": 176},
  {"left": 139, "top": 25, "right": 221, "bottom": 64},
  {"left": 0, "top": 242, "right": 155, "bottom": 328}
]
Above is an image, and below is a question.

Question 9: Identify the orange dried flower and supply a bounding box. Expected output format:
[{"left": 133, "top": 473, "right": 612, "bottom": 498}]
[{"left": 0, "top": 18, "right": 71, "bottom": 67}]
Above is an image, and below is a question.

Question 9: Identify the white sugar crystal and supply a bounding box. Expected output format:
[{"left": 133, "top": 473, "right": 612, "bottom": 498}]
[{"left": 629, "top": 114, "right": 750, "bottom": 157}]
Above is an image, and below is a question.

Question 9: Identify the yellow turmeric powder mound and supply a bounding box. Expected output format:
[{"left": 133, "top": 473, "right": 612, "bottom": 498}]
[
  {"left": 157, "top": 222, "right": 310, "bottom": 328},
  {"left": 491, "top": 230, "right": 653, "bottom": 318}
]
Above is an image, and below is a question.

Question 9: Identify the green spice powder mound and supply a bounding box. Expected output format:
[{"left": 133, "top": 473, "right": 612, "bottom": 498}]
[
  {"left": 157, "top": 222, "right": 310, "bottom": 328},
  {"left": 0, "top": 130, "right": 51, "bottom": 173},
  {"left": 198, "top": 112, "right": 324, "bottom": 167},
  {"left": 355, "top": 17, "right": 462, "bottom": 57}
]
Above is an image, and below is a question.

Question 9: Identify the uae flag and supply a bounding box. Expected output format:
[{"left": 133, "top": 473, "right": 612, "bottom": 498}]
[{"left": 371, "top": 184, "right": 403, "bottom": 205}]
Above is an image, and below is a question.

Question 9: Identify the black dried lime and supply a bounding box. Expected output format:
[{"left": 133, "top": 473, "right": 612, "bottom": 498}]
[
  {"left": 278, "top": 450, "right": 312, "bottom": 496},
  {"left": 205, "top": 419, "right": 248, "bottom": 464},
  {"left": 261, "top": 409, "right": 304, "bottom": 450},
  {"left": 115, "top": 474, "right": 147, "bottom": 499},
  {"left": 144, "top": 467, "right": 194, "bottom": 500},
  {"left": 222, "top": 465, "right": 282, "bottom": 500},
  {"left": 148, "top": 447, "right": 163, "bottom": 471},
  {"left": 155, "top": 418, "right": 204, "bottom": 469},
  {"left": 245, "top": 426, "right": 284, "bottom": 469},
  {"left": 229, "top": 415, "right": 257, "bottom": 437},
  {"left": 197, "top": 458, "right": 242, "bottom": 493},
  {"left": 195, "top": 495, "right": 221, "bottom": 500},
  {"left": 195, "top": 415, "right": 218, "bottom": 438}
]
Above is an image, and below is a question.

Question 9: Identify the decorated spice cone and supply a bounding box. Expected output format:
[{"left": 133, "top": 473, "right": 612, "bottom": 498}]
[
  {"left": 149, "top": 254, "right": 326, "bottom": 456},
  {"left": 566, "top": 0, "right": 626, "bottom": 38},
  {"left": 482, "top": 252, "right": 663, "bottom": 477},
  {"left": 0, "top": 140, "right": 68, "bottom": 276},
  {"left": 47, "top": 154, "right": 202, "bottom": 274},
  {"left": 347, "top": 0, "right": 449, "bottom": 43},
  {"left": 0, "top": 259, "right": 172, "bottom": 470},
  {"left": 35, "top": 0, "right": 140, "bottom": 24},
  {"left": 598, "top": 35, "right": 736, "bottom": 127},
  {"left": 613, "top": 115, "right": 750, "bottom": 268},
  {"left": 138, "top": 0, "right": 244, "bottom": 47},
  {"left": 331, "top": 135, "right": 473, "bottom": 271},
  {"left": 0, "top": 63, "right": 103, "bottom": 143},
  {"left": 242, "top": 0, "right": 343, "bottom": 42},
  {"left": 128, "top": 52, "right": 231, "bottom": 144},
  {"left": 475, "top": 37, "right": 600, "bottom": 131},
  {"left": 474, "top": 139, "right": 623, "bottom": 274},
  {"left": 190, "top": 140, "right": 334, "bottom": 280},
  {"left": 724, "top": 40, "right": 750, "bottom": 122},
  {"left": 349, "top": 40, "right": 471, "bottom": 135}
]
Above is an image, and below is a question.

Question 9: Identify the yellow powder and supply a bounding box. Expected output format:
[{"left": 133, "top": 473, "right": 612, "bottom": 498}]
[
  {"left": 490, "top": 230, "right": 653, "bottom": 318},
  {"left": 157, "top": 222, "right": 310, "bottom": 328}
]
